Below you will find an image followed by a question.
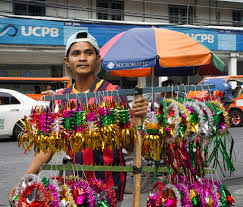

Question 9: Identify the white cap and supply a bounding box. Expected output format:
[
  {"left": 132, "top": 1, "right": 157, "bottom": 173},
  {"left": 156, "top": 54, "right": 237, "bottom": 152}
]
[{"left": 65, "top": 30, "right": 99, "bottom": 56}]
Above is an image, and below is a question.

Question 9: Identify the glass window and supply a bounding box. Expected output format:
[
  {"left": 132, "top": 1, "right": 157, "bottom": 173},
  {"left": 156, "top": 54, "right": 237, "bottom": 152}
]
[
  {"left": 13, "top": 0, "right": 45, "bottom": 16},
  {"left": 0, "top": 92, "right": 20, "bottom": 105},
  {"left": 232, "top": 10, "right": 243, "bottom": 26},
  {"left": 169, "top": 4, "right": 193, "bottom": 25},
  {"left": 97, "top": 0, "right": 124, "bottom": 21}
]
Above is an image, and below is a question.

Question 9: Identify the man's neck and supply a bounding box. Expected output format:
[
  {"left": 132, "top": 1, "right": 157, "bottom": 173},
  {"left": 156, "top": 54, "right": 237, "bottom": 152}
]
[{"left": 74, "top": 74, "right": 97, "bottom": 92}]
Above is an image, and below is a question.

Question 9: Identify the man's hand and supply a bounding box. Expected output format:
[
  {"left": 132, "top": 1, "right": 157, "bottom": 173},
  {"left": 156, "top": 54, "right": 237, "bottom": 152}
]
[
  {"left": 8, "top": 150, "right": 54, "bottom": 203},
  {"left": 9, "top": 185, "right": 17, "bottom": 205},
  {"left": 132, "top": 97, "right": 148, "bottom": 118}
]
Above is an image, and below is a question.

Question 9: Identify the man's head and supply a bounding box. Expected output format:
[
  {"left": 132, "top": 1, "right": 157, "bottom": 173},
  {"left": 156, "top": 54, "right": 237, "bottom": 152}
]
[
  {"left": 45, "top": 84, "right": 52, "bottom": 90},
  {"left": 65, "top": 31, "right": 99, "bottom": 57},
  {"left": 161, "top": 79, "right": 175, "bottom": 87},
  {"left": 64, "top": 31, "right": 101, "bottom": 78}
]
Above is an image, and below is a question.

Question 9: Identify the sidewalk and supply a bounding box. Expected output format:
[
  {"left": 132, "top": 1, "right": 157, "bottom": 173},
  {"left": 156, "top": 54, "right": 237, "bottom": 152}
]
[{"left": 121, "top": 177, "right": 243, "bottom": 206}]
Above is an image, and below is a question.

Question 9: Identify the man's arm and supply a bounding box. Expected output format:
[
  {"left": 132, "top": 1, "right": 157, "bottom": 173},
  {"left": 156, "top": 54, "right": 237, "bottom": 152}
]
[
  {"left": 9, "top": 150, "right": 54, "bottom": 201},
  {"left": 24, "top": 150, "right": 55, "bottom": 175}
]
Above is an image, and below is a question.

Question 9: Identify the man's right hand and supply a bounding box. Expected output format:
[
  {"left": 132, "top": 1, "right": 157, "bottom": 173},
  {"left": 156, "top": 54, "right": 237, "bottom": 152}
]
[
  {"left": 8, "top": 150, "right": 54, "bottom": 203},
  {"left": 9, "top": 185, "right": 17, "bottom": 204}
]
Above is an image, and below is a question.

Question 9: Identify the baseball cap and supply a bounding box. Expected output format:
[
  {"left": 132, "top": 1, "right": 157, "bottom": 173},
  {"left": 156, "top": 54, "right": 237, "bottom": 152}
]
[{"left": 65, "top": 30, "right": 99, "bottom": 56}]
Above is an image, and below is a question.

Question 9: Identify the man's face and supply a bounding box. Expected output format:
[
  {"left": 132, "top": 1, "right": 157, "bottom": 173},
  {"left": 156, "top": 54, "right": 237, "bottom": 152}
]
[{"left": 64, "top": 41, "right": 100, "bottom": 77}]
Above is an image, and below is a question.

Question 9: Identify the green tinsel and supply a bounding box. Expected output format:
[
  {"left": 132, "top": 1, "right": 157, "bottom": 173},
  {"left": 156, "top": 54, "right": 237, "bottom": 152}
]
[
  {"left": 118, "top": 109, "right": 130, "bottom": 125},
  {"left": 146, "top": 129, "right": 159, "bottom": 135},
  {"left": 74, "top": 111, "right": 85, "bottom": 127},
  {"left": 62, "top": 115, "right": 76, "bottom": 131}
]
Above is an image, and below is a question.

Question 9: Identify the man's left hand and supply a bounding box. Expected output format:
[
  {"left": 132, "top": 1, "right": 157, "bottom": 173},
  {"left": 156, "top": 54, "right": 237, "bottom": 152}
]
[{"left": 132, "top": 97, "right": 148, "bottom": 118}]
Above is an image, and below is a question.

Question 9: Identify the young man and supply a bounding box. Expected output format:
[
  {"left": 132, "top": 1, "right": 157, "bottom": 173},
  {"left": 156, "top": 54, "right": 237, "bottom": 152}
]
[{"left": 9, "top": 31, "right": 148, "bottom": 204}]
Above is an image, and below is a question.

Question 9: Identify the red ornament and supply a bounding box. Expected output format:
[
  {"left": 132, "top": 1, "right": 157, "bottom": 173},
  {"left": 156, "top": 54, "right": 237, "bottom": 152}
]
[{"left": 17, "top": 182, "right": 50, "bottom": 207}]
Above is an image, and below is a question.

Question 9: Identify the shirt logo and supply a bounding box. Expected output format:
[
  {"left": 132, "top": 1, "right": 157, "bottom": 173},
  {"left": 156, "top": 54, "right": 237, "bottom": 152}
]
[{"left": 0, "top": 24, "right": 18, "bottom": 37}]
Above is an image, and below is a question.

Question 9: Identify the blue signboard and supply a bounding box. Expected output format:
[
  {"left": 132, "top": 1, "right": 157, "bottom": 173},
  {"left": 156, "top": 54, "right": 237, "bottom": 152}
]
[
  {"left": 236, "top": 33, "right": 243, "bottom": 51},
  {"left": 0, "top": 18, "right": 63, "bottom": 45},
  {"left": 0, "top": 17, "right": 243, "bottom": 52},
  {"left": 63, "top": 22, "right": 142, "bottom": 46}
]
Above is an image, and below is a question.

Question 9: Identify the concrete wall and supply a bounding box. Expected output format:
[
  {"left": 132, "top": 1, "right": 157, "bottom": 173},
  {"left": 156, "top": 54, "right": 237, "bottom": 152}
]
[
  {"left": 46, "top": 0, "right": 91, "bottom": 19},
  {"left": 0, "top": 1, "right": 11, "bottom": 13},
  {"left": 0, "top": 0, "right": 243, "bottom": 81},
  {"left": 1, "top": 0, "right": 242, "bottom": 26}
]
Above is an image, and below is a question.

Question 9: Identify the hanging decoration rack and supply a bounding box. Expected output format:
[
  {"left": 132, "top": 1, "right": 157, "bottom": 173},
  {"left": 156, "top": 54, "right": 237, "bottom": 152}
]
[
  {"left": 42, "top": 84, "right": 215, "bottom": 101},
  {"left": 40, "top": 84, "right": 216, "bottom": 174}
]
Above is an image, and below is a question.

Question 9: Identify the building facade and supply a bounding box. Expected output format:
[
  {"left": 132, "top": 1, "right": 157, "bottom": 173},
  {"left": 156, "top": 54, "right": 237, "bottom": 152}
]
[{"left": 0, "top": 0, "right": 243, "bottom": 88}]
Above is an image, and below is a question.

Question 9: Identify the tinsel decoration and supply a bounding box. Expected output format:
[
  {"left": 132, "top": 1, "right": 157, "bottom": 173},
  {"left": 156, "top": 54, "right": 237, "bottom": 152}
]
[
  {"left": 46, "top": 179, "right": 60, "bottom": 207},
  {"left": 89, "top": 178, "right": 117, "bottom": 207},
  {"left": 204, "top": 101, "right": 235, "bottom": 175},
  {"left": 15, "top": 174, "right": 42, "bottom": 200},
  {"left": 142, "top": 111, "right": 162, "bottom": 160},
  {"left": 147, "top": 176, "right": 236, "bottom": 207},
  {"left": 219, "top": 183, "right": 235, "bottom": 207},
  {"left": 60, "top": 184, "right": 75, "bottom": 207},
  {"left": 196, "top": 102, "right": 214, "bottom": 138},
  {"left": 189, "top": 182, "right": 218, "bottom": 207},
  {"left": 208, "top": 100, "right": 230, "bottom": 136},
  {"left": 164, "top": 100, "right": 180, "bottom": 143},
  {"left": 147, "top": 180, "right": 166, "bottom": 207},
  {"left": 165, "top": 99, "right": 191, "bottom": 141},
  {"left": 175, "top": 183, "right": 193, "bottom": 207},
  {"left": 18, "top": 107, "right": 60, "bottom": 154},
  {"left": 18, "top": 100, "right": 135, "bottom": 154},
  {"left": 118, "top": 108, "right": 136, "bottom": 147},
  {"left": 98, "top": 107, "right": 120, "bottom": 149},
  {"left": 17, "top": 182, "right": 50, "bottom": 207},
  {"left": 185, "top": 101, "right": 205, "bottom": 142},
  {"left": 70, "top": 181, "right": 96, "bottom": 207},
  {"left": 163, "top": 183, "right": 182, "bottom": 207}
]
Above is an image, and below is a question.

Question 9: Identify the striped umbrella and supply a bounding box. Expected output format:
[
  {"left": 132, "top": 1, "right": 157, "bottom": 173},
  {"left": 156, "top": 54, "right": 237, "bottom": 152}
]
[{"left": 100, "top": 27, "right": 224, "bottom": 77}]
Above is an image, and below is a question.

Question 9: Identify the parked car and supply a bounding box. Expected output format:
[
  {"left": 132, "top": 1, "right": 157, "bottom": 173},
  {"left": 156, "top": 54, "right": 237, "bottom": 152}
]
[
  {"left": 0, "top": 88, "right": 49, "bottom": 140},
  {"left": 198, "top": 75, "right": 243, "bottom": 127}
]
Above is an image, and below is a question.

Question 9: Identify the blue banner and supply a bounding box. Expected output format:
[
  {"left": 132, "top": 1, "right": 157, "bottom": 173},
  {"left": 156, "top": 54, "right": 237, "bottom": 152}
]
[
  {"left": 0, "top": 18, "right": 63, "bottom": 45},
  {"left": 0, "top": 17, "right": 243, "bottom": 51}
]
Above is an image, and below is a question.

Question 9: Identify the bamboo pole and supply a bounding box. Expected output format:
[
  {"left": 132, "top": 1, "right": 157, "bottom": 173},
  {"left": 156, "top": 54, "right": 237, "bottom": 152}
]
[{"left": 133, "top": 87, "right": 143, "bottom": 207}]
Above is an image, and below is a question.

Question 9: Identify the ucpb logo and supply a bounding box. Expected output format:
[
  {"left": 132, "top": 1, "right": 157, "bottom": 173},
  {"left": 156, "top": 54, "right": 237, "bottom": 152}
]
[
  {"left": 21, "top": 26, "right": 59, "bottom": 37},
  {"left": 186, "top": 33, "right": 215, "bottom": 43}
]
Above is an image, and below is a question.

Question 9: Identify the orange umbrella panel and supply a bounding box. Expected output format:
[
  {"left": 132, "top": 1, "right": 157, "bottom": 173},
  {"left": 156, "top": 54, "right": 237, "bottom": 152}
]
[{"left": 100, "top": 27, "right": 224, "bottom": 77}]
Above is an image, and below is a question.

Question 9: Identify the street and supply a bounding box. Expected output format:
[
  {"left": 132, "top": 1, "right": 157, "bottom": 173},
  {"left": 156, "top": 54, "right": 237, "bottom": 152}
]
[{"left": 0, "top": 127, "right": 243, "bottom": 207}]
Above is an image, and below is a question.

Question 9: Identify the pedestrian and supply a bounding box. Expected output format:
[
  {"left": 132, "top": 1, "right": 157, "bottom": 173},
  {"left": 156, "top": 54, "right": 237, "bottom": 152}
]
[
  {"left": 9, "top": 30, "right": 148, "bottom": 206},
  {"left": 153, "top": 79, "right": 176, "bottom": 109},
  {"left": 41, "top": 84, "right": 55, "bottom": 95}
]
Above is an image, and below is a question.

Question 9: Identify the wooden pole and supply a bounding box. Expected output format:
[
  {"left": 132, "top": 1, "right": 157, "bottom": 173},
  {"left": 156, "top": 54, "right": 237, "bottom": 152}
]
[{"left": 133, "top": 87, "right": 143, "bottom": 207}]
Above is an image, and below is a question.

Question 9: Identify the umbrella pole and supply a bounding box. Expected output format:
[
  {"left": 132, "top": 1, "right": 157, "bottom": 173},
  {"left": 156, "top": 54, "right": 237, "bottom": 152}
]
[
  {"left": 151, "top": 66, "right": 155, "bottom": 110},
  {"left": 133, "top": 87, "right": 142, "bottom": 207}
]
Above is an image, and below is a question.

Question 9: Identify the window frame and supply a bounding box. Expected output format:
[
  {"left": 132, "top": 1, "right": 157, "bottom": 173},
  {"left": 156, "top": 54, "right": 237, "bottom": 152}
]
[
  {"left": 96, "top": 0, "right": 124, "bottom": 21},
  {"left": 169, "top": 4, "right": 193, "bottom": 25},
  {"left": 232, "top": 10, "right": 243, "bottom": 26},
  {"left": 13, "top": 0, "right": 46, "bottom": 16}
]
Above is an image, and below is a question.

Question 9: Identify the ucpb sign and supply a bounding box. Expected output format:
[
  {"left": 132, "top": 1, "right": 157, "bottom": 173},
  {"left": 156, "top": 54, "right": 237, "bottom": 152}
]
[
  {"left": 185, "top": 33, "right": 215, "bottom": 43},
  {"left": 21, "top": 26, "right": 59, "bottom": 37}
]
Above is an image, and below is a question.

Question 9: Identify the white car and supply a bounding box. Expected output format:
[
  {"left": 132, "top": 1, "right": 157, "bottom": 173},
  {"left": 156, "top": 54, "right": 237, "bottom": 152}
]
[{"left": 0, "top": 88, "right": 49, "bottom": 140}]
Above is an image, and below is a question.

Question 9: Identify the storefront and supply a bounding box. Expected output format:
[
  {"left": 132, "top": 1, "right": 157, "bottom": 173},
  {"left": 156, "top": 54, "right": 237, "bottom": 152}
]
[{"left": 0, "top": 16, "right": 243, "bottom": 86}]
